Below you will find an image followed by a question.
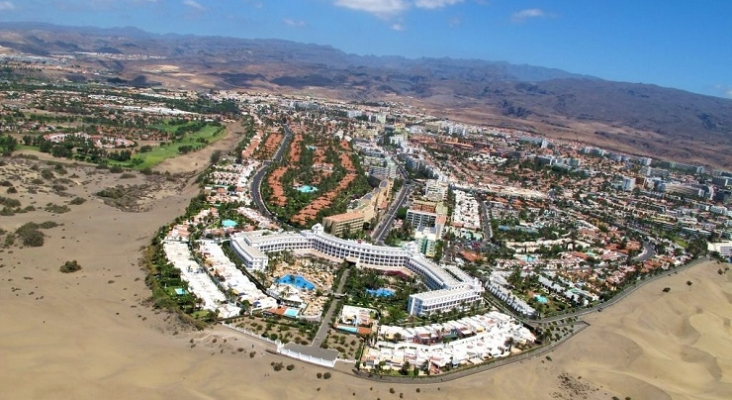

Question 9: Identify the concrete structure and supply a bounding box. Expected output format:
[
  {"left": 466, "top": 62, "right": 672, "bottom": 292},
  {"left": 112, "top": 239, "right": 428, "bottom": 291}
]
[
  {"left": 230, "top": 224, "right": 484, "bottom": 316},
  {"left": 424, "top": 179, "right": 449, "bottom": 202},
  {"left": 622, "top": 176, "right": 635, "bottom": 191},
  {"left": 323, "top": 211, "right": 365, "bottom": 237},
  {"left": 414, "top": 227, "right": 438, "bottom": 257},
  {"left": 406, "top": 199, "right": 448, "bottom": 234}
]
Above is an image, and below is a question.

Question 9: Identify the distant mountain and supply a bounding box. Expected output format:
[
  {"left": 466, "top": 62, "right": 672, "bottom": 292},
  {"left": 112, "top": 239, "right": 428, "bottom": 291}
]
[{"left": 1, "top": 22, "right": 731, "bottom": 168}]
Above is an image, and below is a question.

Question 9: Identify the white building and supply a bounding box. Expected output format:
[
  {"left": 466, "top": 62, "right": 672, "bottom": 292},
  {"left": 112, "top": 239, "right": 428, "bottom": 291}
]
[
  {"left": 622, "top": 176, "right": 635, "bottom": 191},
  {"left": 424, "top": 179, "right": 449, "bottom": 202},
  {"left": 407, "top": 288, "right": 483, "bottom": 316},
  {"left": 230, "top": 224, "right": 483, "bottom": 316}
]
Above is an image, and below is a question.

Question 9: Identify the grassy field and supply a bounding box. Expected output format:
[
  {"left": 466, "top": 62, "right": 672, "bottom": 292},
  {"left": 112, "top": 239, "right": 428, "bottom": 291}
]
[{"left": 111, "top": 124, "right": 224, "bottom": 170}]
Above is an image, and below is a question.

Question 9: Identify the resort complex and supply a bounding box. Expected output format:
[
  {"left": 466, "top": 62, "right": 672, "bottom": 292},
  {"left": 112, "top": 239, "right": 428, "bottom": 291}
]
[
  {"left": 131, "top": 88, "right": 725, "bottom": 379},
  {"left": 230, "top": 223, "right": 485, "bottom": 316}
]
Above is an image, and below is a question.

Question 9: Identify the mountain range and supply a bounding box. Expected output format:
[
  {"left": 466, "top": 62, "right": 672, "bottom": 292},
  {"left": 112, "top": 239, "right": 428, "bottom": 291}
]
[{"left": 0, "top": 22, "right": 730, "bottom": 169}]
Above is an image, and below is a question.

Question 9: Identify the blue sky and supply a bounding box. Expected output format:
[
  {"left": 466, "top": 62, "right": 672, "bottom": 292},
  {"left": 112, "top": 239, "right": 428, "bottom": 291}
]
[{"left": 1, "top": 0, "right": 731, "bottom": 98}]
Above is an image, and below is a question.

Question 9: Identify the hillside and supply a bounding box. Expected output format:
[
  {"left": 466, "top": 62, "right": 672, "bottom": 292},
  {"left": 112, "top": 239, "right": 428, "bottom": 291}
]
[{"left": 1, "top": 22, "right": 731, "bottom": 168}]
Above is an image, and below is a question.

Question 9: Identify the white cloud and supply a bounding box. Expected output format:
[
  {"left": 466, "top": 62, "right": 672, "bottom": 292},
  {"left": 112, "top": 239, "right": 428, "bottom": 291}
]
[
  {"left": 334, "top": 0, "right": 408, "bottom": 17},
  {"left": 283, "top": 18, "right": 307, "bottom": 27},
  {"left": 0, "top": 1, "right": 15, "bottom": 10},
  {"left": 414, "top": 0, "right": 462, "bottom": 9},
  {"left": 183, "top": 0, "right": 205, "bottom": 11},
  {"left": 725, "top": 89, "right": 732, "bottom": 99},
  {"left": 448, "top": 16, "right": 461, "bottom": 27},
  {"left": 511, "top": 8, "right": 546, "bottom": 22},
  {"left": 390, "top": 22, "right": 405, "bottom": 31}
]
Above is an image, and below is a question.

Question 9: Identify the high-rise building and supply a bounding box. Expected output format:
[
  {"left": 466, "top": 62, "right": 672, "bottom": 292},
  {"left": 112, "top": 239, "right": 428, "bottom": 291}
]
[
  {"left": 424, "top": 180, "right": 449, "bottom": 202},
  {"left": 622, "top": 176, "right": 636, "bottom": 191},
  {"left": 322, "top": 212, "right": 365, "bottom": 237}
]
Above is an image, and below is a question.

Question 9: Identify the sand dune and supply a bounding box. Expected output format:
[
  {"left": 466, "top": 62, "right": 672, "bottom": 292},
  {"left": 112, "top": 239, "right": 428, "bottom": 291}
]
[{"left": 1, "top": 159, "right": 731, "bottom": 400}]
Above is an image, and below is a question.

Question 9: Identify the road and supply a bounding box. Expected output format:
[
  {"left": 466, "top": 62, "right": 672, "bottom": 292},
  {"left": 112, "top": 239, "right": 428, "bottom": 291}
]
[
  {"left": 311, "top": 268, "right": 351, "bottom": 348},
  {"left": 249, "top": 125, "right": 292, "bottom": 219},
  {"left": 480, "top": 200, "right": 494, "bottom": 241},
  {"left": 371, "top": 183, "right": 414, "bottom": 244}
]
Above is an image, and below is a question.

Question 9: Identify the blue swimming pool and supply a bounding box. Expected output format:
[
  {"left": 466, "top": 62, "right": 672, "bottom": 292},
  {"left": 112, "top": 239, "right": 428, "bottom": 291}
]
[
  {"left": 335, "top": 324, "right": 358, "bottom": 333},
  {"left": 297, "top": 185, "right": 318, "bottom": 193},
  {"left": 283, "top": 308, "right": 299, "bottom": 318},
  {"left": 277, "top": 274, "right": 316, "bottom": 290},
  {"left": 174, "top": 288, "right": 186, "bottom": 296},
  {"left": 222, "top": 219, "right": 238, "bottom": 228},
  {"left": 366, "top": 288, "right": 395, "bottom": 297},
  {"left": 534, "top": 294, "right": 548, "bottom": 304}
]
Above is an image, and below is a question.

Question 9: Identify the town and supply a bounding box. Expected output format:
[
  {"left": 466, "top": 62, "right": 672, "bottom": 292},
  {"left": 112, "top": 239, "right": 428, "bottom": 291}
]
[{"left": 2, "top": 80, "right": 731, "bottom": 378}]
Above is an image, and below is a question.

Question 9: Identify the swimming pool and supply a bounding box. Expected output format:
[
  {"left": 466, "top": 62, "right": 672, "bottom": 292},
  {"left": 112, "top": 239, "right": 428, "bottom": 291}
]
[
  {"left": 283, "top": 308, "right": 299, "bottom": 318},
  {"left": 277, "top": 274, "right": 316, "bottom": 290},
  {"left": 518, "top": 255, "right": 537, "bottom": 262},
  {"left": 534, "top": 294, "right": 548, "bottom": 304},
  {"left": 335, "top": 324, "right": 358, "bottom": 333},
  {"left": 174, "top": 288, "right": 187, "bottom": 296},
  {"left": 222, "top": 219, "right": 238, "bottom": 228},
  {"left": 297, "top": 185, "right": 318, "bottom": 193},
  {"left": 366, "top": 288, "right": 395, "bottom": 297}
]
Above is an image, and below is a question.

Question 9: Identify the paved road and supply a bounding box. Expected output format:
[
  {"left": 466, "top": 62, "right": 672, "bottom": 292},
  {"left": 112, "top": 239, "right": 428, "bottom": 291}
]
[
  {"left": 480, "top": 200, "right": 493, "bottom": 241},
  {"left": 250, "top": 125, "right": 292, "bottom": 218},
  {"left": 371, "top": 183, "right": 414, "bottom": 244},
  {"left": 633, "top": 240, "right": 657, "bottom": 262},
  {"left": 311, "top": 268, "right": 351, "bottom": 348}
]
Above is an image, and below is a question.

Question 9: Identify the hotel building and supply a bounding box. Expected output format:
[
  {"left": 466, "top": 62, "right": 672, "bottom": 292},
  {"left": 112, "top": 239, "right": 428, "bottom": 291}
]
[{"left": 230, "top": 224, "right": 483, "bottom": 316}]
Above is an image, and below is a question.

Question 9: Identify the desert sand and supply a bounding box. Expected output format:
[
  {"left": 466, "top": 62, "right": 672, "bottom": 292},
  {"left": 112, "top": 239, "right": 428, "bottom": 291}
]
[{"left": 1, "top": 157, "right": 731, "bottom": 400}]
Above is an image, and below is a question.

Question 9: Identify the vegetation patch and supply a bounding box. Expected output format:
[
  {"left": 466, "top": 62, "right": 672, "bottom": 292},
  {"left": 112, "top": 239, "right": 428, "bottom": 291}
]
[
  {"left": 60, "top": 260, "right": 82, "bottom": 273},
  {"left": 45, "top": 203, "right": 71, "bottom": 214},
  {"left": 69, "top": 197, "right": 87, "bottom": 205},
  {"left": 15, "top": 222, "right": 49, "bottom": 247}
]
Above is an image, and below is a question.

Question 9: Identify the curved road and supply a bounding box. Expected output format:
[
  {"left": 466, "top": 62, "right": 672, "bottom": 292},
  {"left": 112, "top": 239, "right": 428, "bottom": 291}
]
[{"left": 250, "top": 125, "right": 292, "bottom": 219}]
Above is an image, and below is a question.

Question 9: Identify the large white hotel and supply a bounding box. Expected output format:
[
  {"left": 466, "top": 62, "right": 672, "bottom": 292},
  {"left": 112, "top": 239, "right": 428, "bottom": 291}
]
[{"left": 230, "top": 224, "right": 484, "bottom": 316}]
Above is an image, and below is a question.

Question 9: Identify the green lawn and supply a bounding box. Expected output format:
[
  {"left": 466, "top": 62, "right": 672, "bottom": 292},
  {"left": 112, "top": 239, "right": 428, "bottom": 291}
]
[
  {"left": 16, "top": 144, "right": 40, "bottom": 152},
  {"left": 111, "top": 124, "right": 224, "bottom": 170}
]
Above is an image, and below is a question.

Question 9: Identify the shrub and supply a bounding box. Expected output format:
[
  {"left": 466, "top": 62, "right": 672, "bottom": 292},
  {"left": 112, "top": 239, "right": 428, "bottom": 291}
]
[
  {"left": 323, "top": 372, "right": 331, "bottom": 379},
  {"left": 52, "top": 184, "right": 67, "bottom": 192},
  {"left": 316, "top": 372, "right": 322, "bottom": 379},
  {"left": 38, "top": 221, "right": 60, "bottom": 229},
  {"left": 109, "top": 165, "right": 124, "bottom": 173},
  {"left": 45, "top": 204, "right": 70, "bottom": 214},
  {"left": 59, "top": 260, "right": 82, "bottom": 273},
  {"left": 3, "top": 233, "right": 15, "bottom": 247},
  {"left": 40, "top": 169, "right": 55, "bottom": 180},
  {"left": 662, "top": 287, "right": 671, "bottom": 293},
  {"left": 120, "top": 173, "right": 136, "bottom": 179},
  {"left": 69, "top": 197, "right": 87, "bottom": 205},
  {"left": 286, "top": 364, "right": 295, "bottom": 371},
  {"left": 54, "top": 164, "right": 67, "bottom": 175},
  {"left": 7, "top": 187, "right": 17, "bottom": 194},
  {"left": 389, "top": 388, "right": 396, "bottom": 394},
  {"left": 0, "top": 196, "right": 21, "bottom": 208},
  {"left": 16, "top": 223, "right": 44, "bottom": 247}
]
